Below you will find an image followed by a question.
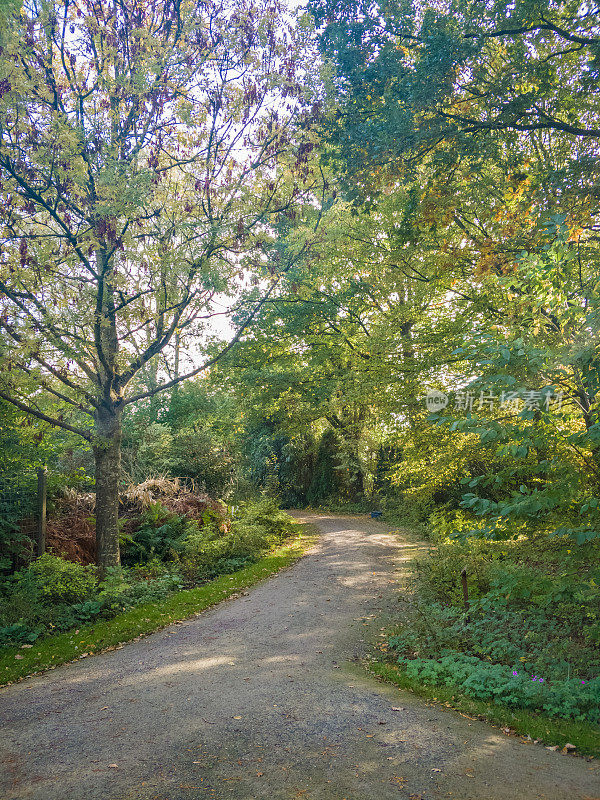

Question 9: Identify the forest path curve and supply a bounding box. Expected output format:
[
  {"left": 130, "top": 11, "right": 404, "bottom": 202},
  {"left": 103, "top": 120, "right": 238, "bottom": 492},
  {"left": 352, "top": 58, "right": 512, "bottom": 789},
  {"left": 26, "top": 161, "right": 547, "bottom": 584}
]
[{"left": 1, "top": 512, "right": 597, "bottom": 800}]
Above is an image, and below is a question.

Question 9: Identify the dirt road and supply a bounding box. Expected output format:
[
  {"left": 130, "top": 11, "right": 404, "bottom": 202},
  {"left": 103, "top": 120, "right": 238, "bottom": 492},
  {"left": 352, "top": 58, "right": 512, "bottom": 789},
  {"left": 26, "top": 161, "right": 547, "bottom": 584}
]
[{"left": 1, "top": 513, "right": 598, "bottom": 799}]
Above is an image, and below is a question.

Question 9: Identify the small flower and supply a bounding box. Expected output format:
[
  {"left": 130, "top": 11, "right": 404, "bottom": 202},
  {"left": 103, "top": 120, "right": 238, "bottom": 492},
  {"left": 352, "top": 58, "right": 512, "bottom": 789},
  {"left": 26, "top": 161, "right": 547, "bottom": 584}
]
[{"left": 512, "top": 671, "right": 518, "bottom": 677}]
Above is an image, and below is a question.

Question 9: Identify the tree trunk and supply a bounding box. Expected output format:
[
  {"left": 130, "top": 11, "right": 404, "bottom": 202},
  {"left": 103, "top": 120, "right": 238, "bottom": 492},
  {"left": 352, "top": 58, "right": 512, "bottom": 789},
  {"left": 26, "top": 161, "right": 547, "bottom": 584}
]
[{"left": 93, "top": 405, "right": 123, "bottom": 573}]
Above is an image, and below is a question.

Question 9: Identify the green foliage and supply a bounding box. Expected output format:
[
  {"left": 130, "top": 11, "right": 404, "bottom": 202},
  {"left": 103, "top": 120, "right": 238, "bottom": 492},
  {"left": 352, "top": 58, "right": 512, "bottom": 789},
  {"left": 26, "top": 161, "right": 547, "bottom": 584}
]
[
  {"left": 385, "top": 522, "right": 600, "bottom": 725},
  {"left": 0, "top": 499, "right": 298, "bottom": 648},
  {"left": 236, "top": 498, "right": 298, "bottom": 543},
  {"left": 307, "top": 429, "right": 341, "bottom": 504},
  {"left": 97, "top": 568, "right": 184, "bottom": 613},
  {"left": 277, "top": 434, "right": 317, "bottom": 507},
  {"left": 120, "top": 503, "right": 198, "bottom": 566},
  {"left": 178, "top": 499, "right": 297, "bottom": 581},
  {"left": 121, "top": 383, "right": 239, "bottom": 496},
  {"left": 16, "top": 554, "right": 97, "bottom": 606},
  {"left": 369, "top": 659, "right": 600, "bottom": 758},
  {"left": 310, "top": 0, "right": 600, "bottom": 197},
  {"left": 412, "top": 541, "right": 496, "bottom": 606},
  {"left": 0, "top": 533, "right": 313, "bottom": 687},
  {"left": 0, "top": 554, "right": 100, "bottom": 643},
  {"left": 124, "top": 423, "right": 176, "bottom": 481},
  {"left": 394, "top": 652, "right": 600, "bottom": 723}
]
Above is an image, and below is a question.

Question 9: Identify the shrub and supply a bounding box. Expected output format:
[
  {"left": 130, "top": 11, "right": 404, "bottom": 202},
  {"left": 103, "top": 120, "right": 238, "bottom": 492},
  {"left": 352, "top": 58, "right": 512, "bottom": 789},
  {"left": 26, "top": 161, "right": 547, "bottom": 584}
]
[
  {"left": 179, "top": 521, "right": 266, "bottom": 578},
  {"left": 97, "top": 569, "right": 184, "bottom": 612},
  {"left": 0, "top": 496, "right": 297, "bottom": 648},
  {"left": 234, "top": 498, "right": 297, "bottom": 544},
  {"left": 18, "top": 553, "right": 97, "bottom": 605},
  {"left": 176, "top": 500, "right": 296, "bottom": 581},
  {"left": 0, "top": 621, "right": 44, "bottom": 645}
]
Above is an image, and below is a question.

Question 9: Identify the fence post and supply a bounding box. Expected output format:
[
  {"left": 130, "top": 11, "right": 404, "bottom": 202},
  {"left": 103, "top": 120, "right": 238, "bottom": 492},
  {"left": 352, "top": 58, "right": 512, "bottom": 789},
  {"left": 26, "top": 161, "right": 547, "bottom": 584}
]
[
  {"left": 36, "top": 467, "right": 47, "bottom": 557},
  {"left": 461, "top": 567, "right": 470, "bottom": 622}
]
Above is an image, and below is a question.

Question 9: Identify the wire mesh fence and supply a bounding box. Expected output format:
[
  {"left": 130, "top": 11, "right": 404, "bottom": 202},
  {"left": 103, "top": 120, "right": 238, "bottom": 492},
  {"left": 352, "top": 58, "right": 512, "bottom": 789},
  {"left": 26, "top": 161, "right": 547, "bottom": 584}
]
[{"left": 0, "top": 468, "right": 46, "bottom": 571}]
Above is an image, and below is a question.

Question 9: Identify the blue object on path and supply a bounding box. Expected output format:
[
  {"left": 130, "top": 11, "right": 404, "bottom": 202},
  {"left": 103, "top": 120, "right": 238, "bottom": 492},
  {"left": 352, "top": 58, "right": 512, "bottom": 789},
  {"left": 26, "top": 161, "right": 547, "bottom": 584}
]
[{"left": 370, "top": 511, "right": 383, "bottom": 519}]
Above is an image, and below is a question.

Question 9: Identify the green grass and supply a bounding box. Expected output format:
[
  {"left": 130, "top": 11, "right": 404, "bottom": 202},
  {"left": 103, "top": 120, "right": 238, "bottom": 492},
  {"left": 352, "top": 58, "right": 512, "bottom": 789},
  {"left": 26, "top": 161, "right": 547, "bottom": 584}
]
[
  {"left": 367, "top": 657, "right": 600, "bottom": 758},
  {"left": 0, "top": 529, "right": 316, "bottom": 687}
]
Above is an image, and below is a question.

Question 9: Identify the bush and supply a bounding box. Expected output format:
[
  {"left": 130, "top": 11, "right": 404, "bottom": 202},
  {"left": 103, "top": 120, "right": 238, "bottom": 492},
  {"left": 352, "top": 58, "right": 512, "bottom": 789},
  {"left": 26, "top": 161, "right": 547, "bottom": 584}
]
[
  {"left": 175, "top": 499, "right": 296, "bottom": 581},
  {"left": 0, "top": 621, "right": 44, "bottom": 645},
  {"left": 18, "top": 553, "right": 97, "bottom": 605},
  {"left": 384, "top": 519, "right": 600, "bottom": 725},
  {"left": 235, "top": 498, "right": 297, "bottom": 543},
  {"left": 412, "top": 538, "right": 499, "bottom": 605},
  {"left": 179, "top": 521, "right": 264, "bottom": 580},
  {"left": 97, "top": 567, "right": 184, "bottom": 612}
]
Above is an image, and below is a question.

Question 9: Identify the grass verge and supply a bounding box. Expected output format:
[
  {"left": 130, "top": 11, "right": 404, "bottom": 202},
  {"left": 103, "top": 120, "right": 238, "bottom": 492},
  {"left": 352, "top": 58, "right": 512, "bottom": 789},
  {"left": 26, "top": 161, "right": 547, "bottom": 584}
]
[
  {"left": 0, "top": 528, "right": 317, "bottom": 687},
  {"left": 367, "top": 657, "right": 600, "bottom": 758}
]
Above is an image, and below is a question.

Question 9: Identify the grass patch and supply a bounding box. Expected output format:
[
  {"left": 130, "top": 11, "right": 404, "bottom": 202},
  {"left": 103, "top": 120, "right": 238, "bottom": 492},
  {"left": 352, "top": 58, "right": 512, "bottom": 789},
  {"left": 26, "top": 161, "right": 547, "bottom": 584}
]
[
  {"left": 0, "top": 528, "right": 316, "bottom": 687},
  {"left": 367, "top": 657, "right": 600, "bottom": 758}
]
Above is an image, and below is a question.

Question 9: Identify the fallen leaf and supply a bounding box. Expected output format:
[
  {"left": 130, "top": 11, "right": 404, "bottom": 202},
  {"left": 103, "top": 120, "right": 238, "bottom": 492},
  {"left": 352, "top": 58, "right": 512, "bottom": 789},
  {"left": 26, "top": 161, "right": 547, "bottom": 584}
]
[
  {"left": 108, "top": 764, "right": 118, "bottom": 769},
  {"left": 232, "top": 716, "right": 242, "bottom": 720}
]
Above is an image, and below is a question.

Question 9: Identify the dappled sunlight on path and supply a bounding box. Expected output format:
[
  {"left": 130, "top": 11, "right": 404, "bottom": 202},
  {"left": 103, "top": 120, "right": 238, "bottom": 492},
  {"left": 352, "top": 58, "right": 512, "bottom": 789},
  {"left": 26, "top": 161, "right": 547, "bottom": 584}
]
[{"left": 1, "top": 513, "right": 597, "bottom": 800}]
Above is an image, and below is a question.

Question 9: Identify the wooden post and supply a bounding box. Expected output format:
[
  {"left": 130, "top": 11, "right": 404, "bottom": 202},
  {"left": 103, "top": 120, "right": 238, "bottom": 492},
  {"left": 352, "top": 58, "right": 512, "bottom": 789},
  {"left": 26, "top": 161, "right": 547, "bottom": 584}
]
[
  {"left": 461, "top": 567, "right": 470, "bottom": 622},
  {"left": 36, "top": 467, "right": 47, "bottom": 557}
]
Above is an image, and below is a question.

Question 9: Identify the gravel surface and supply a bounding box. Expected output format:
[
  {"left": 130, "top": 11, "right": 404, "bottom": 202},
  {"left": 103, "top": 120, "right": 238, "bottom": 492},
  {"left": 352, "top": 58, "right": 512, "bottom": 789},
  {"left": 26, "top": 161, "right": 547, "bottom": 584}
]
[{"left": 1, "top": 512, "right": 598, "bottom": 800}]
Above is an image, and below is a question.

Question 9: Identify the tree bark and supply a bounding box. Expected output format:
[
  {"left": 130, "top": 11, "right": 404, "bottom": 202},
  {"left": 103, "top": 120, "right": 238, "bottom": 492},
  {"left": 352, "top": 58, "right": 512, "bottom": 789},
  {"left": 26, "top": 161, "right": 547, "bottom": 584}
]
[{"left": 93, "top": 404, "right": 123, "bottom": 573}]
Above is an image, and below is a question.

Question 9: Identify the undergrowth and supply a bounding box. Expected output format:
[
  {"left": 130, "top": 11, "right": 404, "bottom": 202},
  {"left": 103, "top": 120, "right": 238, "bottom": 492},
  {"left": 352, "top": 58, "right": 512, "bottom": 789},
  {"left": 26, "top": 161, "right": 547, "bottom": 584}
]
[{"left": 373, "top": 505, "right": 600, "bottom": 744}]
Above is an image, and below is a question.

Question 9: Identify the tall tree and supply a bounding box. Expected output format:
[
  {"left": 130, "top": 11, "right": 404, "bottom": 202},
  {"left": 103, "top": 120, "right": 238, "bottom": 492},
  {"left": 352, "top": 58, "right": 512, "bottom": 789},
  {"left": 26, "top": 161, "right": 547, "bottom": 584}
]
[
  {"left": 308, "top": 0, "right": 600, "bottom": 204},
  {"left": 0, "top": 0, "right": 321, "bottom": 569}
]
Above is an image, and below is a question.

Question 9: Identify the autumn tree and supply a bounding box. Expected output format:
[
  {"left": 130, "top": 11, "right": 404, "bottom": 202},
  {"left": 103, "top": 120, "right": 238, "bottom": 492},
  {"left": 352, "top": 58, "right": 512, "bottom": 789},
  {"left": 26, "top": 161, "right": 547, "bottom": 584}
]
[{"left": 0, "top": 0, "right": 321, "bottom": 569}]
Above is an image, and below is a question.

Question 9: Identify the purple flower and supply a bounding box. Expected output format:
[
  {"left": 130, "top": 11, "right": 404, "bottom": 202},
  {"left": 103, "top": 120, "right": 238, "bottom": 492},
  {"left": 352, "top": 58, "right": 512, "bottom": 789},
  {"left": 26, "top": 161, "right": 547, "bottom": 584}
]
[{"left": 512, "top": 671, "right": 518, "bottom": 677}]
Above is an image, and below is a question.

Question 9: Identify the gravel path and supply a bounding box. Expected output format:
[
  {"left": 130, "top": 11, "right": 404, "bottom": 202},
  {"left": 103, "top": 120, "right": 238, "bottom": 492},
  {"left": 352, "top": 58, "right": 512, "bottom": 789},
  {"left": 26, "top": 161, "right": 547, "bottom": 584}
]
[{"left": 1, "top": 512, "right": 598, "bottom": 800}]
